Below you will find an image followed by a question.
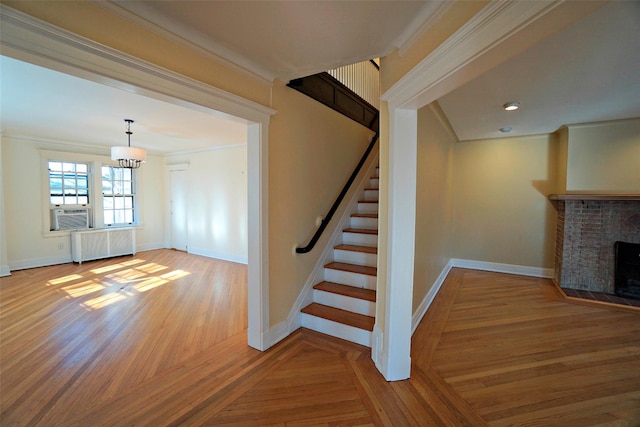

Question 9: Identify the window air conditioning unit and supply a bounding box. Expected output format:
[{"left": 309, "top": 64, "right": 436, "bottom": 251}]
[{"left": 51, "top": 208, "right": 89, "bottom": 231}]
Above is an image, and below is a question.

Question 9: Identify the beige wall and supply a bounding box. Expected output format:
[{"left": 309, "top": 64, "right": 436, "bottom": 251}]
[
  {"left": 374, "top": 101, "right": 390, "bottom": 329},
  {"left": 269, "top": 81, "right": 372, "bottom": 325},
  {"left": 413, "top": 103, "right": 455, "bottom": 312},
  {"left": 452, "top": 133, "right": 560, "bottom": 269},
  {"left": 565, "top": 119, "right": 640, "bottom": 193},
  {"left": 380, "top": 1, "right": 488, "bottom": 93}
]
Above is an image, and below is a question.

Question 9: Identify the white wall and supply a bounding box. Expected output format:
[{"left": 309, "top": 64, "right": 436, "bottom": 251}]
[
  {"left": 166, "top": 145, "right": 248, "bottom": 264},
  {"left": 0, "top": 136, "right": 165, "bottom": 271}
]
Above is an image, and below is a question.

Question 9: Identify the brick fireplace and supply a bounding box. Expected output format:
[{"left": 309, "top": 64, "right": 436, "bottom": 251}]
[{"left": 551, "top": 195, "right": 640, "bottom": 295}]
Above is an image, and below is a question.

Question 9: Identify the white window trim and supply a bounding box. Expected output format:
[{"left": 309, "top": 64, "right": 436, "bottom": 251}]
[
  {"left": 40, "top": 150, "right": 143, "bottom": 237},
  {"left": 100, "top": 164, "right": 140, "bottom": 228}
]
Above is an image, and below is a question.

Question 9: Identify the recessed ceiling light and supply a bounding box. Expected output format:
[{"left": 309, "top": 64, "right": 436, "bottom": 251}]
[
  {"left": 503, "top": 102, "right": 520, "bottom": 111},
  {"left": 500, "top": 127, "right": 512, "bottom": 133}
]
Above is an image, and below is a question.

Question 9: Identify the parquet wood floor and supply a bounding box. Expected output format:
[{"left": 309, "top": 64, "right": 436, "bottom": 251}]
[{"left": 1, "top": 254, "right": 639, "bottom": 426}]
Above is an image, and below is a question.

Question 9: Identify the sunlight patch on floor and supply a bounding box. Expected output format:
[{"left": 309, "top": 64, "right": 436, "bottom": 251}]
[
  {"left": 44, "top": 258, "right": 192, "bottom": 310},
  {"left": 47, "top": 274, "right": 83, "bottom": 286},
  {"left": 61, "top": 280, "right": 106, "bottom": 298}
]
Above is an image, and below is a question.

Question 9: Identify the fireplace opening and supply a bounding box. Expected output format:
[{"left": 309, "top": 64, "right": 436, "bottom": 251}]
[{"left": 614, "top": 241, "right": 640, "bottom": 300}]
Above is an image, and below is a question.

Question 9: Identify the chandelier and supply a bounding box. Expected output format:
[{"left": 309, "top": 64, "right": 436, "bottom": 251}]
[{"left": 111, "top": 119, "right": 146, "bottom": 169}]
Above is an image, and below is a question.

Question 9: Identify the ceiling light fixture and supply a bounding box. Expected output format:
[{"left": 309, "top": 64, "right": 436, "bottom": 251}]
[
  {"left": 503, "top": 102, "right": 520, "bottom": 111},
  {"left": 500, "top": 127, "right": 512, "bottom": 133},
  {"left": 111, "top": 119, "right": 146, "bottom": 169}
]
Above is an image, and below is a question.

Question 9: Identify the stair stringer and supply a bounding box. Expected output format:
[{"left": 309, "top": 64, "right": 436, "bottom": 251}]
[{"left": 273, "top": 149, "right": 380, "bottom": 346}]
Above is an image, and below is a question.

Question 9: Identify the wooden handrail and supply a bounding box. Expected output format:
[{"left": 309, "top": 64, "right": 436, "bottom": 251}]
[{"left": 296, "top": 129, "right": 379, "bottom": 254}]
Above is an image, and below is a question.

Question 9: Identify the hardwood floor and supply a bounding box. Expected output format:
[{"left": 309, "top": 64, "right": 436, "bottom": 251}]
[{"left": 1, "top": 255, "right": 639, "bottom": 426}]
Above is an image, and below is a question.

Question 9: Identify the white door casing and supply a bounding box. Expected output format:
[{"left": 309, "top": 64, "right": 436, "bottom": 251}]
[
  {"left": 168, "top": 166, "right": 189, "bottom": 252},
  {"left": 0, "top": 4, "right": 275, "bottom": 351}
]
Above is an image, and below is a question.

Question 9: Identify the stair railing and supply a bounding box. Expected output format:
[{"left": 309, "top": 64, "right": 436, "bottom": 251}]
[
  {"left": 296, "top": 127, "right": 379, "bottom": 254},
  {"left": 327, "top": 59, "right": 380, "bottom": 109}
]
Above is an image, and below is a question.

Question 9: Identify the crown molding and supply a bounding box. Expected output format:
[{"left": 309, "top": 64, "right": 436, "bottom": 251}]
[
  {"left": 0, "top": 4, "right": 276, "bottom": 123},
  {"left": 382, "top": 0, "right": 563, "bottom": 109},
  {"left": 395, "top": 1, "right": 455, "bottom": 57},
  {"left": 91, "top": 1, "right": 277, "bottom": 84}
]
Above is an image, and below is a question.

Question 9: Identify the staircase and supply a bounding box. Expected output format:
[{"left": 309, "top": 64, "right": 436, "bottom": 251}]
[{"left": 300, "top": 168, "right": 379, "bottom": 347}]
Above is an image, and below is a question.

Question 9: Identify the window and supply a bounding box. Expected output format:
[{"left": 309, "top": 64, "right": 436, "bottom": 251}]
[
  {"left": 48, "top": 161, "right": 89, "bottom": 206},
  {"left": 102, "top": 166, "right": 135, "bottom": 226}
]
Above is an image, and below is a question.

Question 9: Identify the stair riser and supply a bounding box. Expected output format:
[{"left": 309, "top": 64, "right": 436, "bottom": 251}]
[
  {"left": 363, "top": 189, "right": 379, "bottom": 201},
  {"left": 300, "top": 313, "right": 372, "bottom": 347},
  {"left": 342, "top": 232, "right": 378, "bottom": 246},
  {"left": 357, "top": 203, "right": 378, "bottom": 214},
  {"left": 324, "top": 268, "right": 376, "bottom": 289},
  {"left": 313, "top": 290, "right": 375, "bottom": 316},
  {"left": 350, "top": 217, "right": 378, "bottom": 229},
  {"left": 370, "top": 178, "right": 379, "bottom": 188},
  {"left": 333, "top": 249, "right": 377, "bottom": 267}
]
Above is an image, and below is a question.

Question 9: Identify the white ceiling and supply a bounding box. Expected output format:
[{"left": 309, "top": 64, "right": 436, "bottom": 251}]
[
  {"left": 438, "top": 1, "right": 640, "bottom": 141},
  {"left": 1, "top": 0, "right": 639, "bottom": 150},
  {"left": 107, "top": 0, "right": 437, "bottom": 82},
  {"left": 0, "top": 55, "right": 248, "bottom": 155}
]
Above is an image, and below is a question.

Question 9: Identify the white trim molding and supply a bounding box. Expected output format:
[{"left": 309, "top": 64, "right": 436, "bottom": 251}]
[
  {"left": 91, "top": 0, "right": 277, "bottom": 83},
  {"left": 0, "top": 4, "right": 275, "bottom": 352},
  {"left": 378, "top": 0, "right": 568, "bottom": 382},
  {"left": 382, "top": 0, "right": 562, "bottom": 110},
  {"left": 452, "top": 259, "right": 555, "bottom": 279},
  {"left": 376, "top": 108, "right": 417, "bottom": 382},
  {"left": 0, "top": 5, "right": 276, "bottom": 123},
  {"left": 0, "top": 265, "right": 11, "bottom": 277},
  {"left": 411, "top": 260, "right": 454, "bottom": 334},
  {"left": 396, "top": 1, "right": 455, "bottom": 57}
]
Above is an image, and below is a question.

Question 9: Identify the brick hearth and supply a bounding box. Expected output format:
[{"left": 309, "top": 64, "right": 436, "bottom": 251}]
[{"left": 551, "top": 195, "right": 640, "bottom": 294}]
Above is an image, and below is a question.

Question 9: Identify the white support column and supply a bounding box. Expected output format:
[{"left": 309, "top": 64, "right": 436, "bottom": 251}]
[
  {"left": 378, "top": 107, "right": 417, "bottom": 381},
  {"left": 247, "top": 122, "right": 270, "bottom": 351}
]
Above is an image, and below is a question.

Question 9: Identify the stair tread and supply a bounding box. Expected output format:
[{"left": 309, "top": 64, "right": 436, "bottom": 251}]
[
  {"left": 344, "top": 228, "right": 378, "bottom": 235},
  {"left": 301, "top": 303, "right": 374, "bottom": 331},
  {"left": 358, "top": 200, "right": 379, "bottom": 204},
  {"left": 314, "top": 281, "right": 376, "bottom": 302},
  {"left": 351, "top": 213, "right": 378, "bottom": 218},
  {"left": 334, "top": 244, "right": 377, "bottom": 254},
  {"left": 325, "top": 262, "right": 377, "bottom": 276}
]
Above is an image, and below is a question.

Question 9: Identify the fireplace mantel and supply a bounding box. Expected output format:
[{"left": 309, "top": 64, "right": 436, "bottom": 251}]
[{"left": 549, "top": 194, "right": 640, "bottom": 202}]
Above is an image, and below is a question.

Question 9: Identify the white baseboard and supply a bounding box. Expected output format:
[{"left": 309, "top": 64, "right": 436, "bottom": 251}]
[
  {"left": 451, "top": 258, "right": 554, "bottom": 278},
  {"left": 188, "top": 247, "right": 248, "bottom": 265},
  {"left": 9, "top": 255, "right": 73, "bottom": 271},
  {"left": 0, "top": 264, "right": 11, "bottom": 277},
  {"left": 411, "top": 259, "right": 453, "bottom": 334},
  {"left": 266, "top": 319, "right": 292, "bottom": 348},
  {"left": 136, "top": 242, "right": 164, "bottom": 252},
  {"left": 372, "top": 324, "right": 384, "bottom": 370}
]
